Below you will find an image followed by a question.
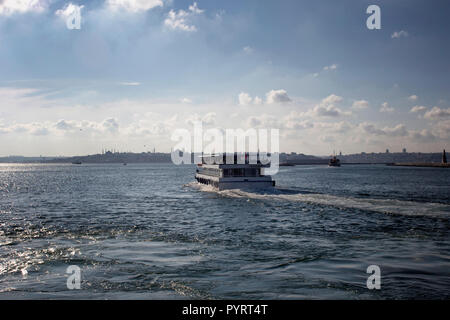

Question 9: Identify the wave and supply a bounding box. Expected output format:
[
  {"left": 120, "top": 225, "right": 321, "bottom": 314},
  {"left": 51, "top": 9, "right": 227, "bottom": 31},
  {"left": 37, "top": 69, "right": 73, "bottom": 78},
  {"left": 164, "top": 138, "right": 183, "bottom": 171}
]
[{"left": 186, "top": 182, "right": 450, "bottom": 218}]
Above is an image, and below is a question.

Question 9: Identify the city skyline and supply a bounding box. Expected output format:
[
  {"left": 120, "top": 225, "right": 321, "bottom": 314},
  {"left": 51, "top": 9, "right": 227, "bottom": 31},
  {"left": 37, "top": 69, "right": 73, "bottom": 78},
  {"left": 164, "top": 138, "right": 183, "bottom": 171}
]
[
  {"left": 0, "top": 147, "right": 445, "bottom": 159},
  {"left": 1, "top": 0, "right": 449, "bottom": 156}
]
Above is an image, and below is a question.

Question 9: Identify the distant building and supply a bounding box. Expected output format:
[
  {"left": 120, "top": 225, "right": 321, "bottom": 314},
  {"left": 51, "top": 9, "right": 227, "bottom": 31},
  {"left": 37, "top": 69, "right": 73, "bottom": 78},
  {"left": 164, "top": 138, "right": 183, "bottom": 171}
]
[
  {"left": 402, "top": 148, "right": 407, "bottom": 153},
  {"left": 386, "top": 149, "right": 389, "bottom": 153},
  {"left": 443, "top": 149, "right": 447, "bottom": 164}
]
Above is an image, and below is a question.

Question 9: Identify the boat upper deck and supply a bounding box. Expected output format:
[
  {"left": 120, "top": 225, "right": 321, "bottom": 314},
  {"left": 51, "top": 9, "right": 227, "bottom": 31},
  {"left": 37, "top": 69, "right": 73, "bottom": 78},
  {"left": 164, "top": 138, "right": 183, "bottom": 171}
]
[{"left": 197, "top": 153, "right": 272, "bottom": 168}]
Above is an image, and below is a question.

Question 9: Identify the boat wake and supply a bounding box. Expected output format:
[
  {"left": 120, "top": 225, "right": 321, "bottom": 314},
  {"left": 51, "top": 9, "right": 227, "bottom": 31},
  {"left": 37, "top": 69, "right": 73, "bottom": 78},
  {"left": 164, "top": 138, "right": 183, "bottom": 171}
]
[{"left": 185, "top": 182, "right": 450, "bottom": 218}]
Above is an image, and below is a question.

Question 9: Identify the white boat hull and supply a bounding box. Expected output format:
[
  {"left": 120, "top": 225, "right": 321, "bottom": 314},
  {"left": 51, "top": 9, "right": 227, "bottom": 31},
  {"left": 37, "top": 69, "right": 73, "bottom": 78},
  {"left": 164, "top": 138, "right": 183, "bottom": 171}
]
[{"left": 195, "top": 173, "right": 275, "bottom": 190}]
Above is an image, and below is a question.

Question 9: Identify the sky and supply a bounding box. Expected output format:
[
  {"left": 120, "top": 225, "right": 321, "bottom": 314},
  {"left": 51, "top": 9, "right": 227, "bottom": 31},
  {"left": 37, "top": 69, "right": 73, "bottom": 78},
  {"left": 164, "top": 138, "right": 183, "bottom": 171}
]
[{"left": 0, "top": 0, "right": 449, "bottom": 156}]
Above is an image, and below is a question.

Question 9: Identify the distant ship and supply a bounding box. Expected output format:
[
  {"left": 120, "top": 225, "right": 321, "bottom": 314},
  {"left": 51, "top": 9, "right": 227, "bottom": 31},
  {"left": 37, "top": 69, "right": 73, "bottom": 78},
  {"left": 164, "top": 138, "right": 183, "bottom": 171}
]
[
  {"left": 72, "top": 161, "right": 82, "bottom": 165},
  {"left": 195, "top": 153, "right": 275, "bottom": 190},
  {"left": 328, "top": 155, "right": 341, "bottom": 167}
]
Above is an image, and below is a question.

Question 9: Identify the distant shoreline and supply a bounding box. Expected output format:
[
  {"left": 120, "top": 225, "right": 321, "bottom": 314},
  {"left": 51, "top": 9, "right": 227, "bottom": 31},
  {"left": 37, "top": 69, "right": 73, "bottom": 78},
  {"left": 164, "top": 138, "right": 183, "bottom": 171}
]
[
  {"left": 0, "top": 151, "right": 447, "bottom": 165},
  {"left": 388, "top": 162, "right": 450, "bottom": 168}
]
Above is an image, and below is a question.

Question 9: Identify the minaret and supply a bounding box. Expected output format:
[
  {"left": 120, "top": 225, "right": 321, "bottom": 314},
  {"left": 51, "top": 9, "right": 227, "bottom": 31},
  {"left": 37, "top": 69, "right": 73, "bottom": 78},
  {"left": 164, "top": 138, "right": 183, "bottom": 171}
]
[{"left": 443, "top": 149, "right": 447, "bottom": 164}]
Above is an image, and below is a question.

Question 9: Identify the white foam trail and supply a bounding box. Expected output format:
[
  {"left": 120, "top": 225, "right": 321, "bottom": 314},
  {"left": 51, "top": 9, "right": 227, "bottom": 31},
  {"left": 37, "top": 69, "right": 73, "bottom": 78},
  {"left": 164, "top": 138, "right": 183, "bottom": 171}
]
[
  {"left": 186, "top": 182, "right": 450, "bottom": 218},
  {"left": 184, "top": 182, "right": 217, "bottom": 193}
]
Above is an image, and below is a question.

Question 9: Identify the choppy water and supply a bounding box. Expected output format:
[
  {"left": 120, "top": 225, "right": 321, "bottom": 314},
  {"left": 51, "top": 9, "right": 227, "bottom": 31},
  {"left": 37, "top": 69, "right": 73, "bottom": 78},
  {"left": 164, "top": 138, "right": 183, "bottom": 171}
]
[{"left": 0, "top": 163, "right": 449, "bottom": 299}]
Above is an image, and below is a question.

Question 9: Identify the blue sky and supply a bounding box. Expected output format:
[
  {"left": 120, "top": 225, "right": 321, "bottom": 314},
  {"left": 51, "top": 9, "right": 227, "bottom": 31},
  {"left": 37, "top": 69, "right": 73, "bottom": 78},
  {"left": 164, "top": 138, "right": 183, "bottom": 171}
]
[{"left": 0, "top": 0, "right": 449, "bottom": 156}]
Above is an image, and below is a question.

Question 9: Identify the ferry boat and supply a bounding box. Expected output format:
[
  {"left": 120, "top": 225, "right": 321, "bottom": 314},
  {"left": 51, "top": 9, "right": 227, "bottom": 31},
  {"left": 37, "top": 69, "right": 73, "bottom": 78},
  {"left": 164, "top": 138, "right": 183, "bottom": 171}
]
[
  {"left": 195, "top": 153, "right": 275, "bottom": 190},
  {"left": 328, "top": 155, "right": 341, "bottom": 167}
]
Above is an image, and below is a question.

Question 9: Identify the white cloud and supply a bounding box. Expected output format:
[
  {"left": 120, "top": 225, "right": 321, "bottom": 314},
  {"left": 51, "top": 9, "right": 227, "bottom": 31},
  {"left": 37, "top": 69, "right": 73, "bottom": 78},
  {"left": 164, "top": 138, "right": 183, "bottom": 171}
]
[
  {"left": 408, "top": 95, "right": 418, "bottom": 101},
  {"left": 320, "top": 135, "right": 336, "bottom": 143},
  {"left": 119, "top": 82, "right": 140, "bottom": 86},
  {"left": 284, "top": 112, "right": 313, "bottom": 130},
  {"left": 380, "top": 102, "right": 394, "bottom": 113},
  {"left": 247, "top": 112, "right": 315, "bottom": 131},
  {"left": 106, "top": 0, "right": 163, "bottom": 12},
  {"left": 322, "top": 94, "right": 342, "bottom": 105},
  {"left": 188, "top": 2, "right": 204, "bottom": 14},
  {"left": 311, "top": 105, "right": 345, "bottom": 117},
  {"left": 238, "top": 92, "right": 253, "bottom": 106},
  {"left": 383, "top": 124, "right": 408, "bottom": 137},
  {"left": 1, "top": 117, "right": 122, "bottom": 137},
  {"left": 391, "top": 30, "right": 409, "bottom": 39},
  {"left": 240, "top": 90, "right": 288, "bottom": 106},
  {"left": 201, "top": 112, "right": 216, "bottom": 126},
  {"left": 11, "top": 122, "right": 50, "bottom": 136},
  {"left": 55, "top": 3, "right": 83, "bottom": 19},
  {"left": 410, "top": 129, "right": 436, "bottom": 143},
  {"left": 266, "top": 89, "right": 291, "bottom": 104},
  {"left": 246, "top": 116, "right": 261, "bottom": 127},
  {"left": 0, "top": 87, "right": 38, "bottom": 97},
  {"left": 238, "top": 92, "right": 263, "bottom": 106},
  {"left": 246, "top": 114, "right": 280, "bottom": 128},
  {"left": 323, "top": 64, "right": 338, "bottom": 71},
  {"left": 424, "top": 107, "right": 450, "bottom": 120},
  {"left": 410, "top": 105, "right": 427, "bottom": 113},
  {"left": 359, "top": 123, "right": 382, "bottom": 136},
  {"left": 102, "top": 118, "right": 120, "bottom": 134},
  {"left": 435, "top": 120, "right": 450, "bottom": 139},
  {"left": 317, "top": 121, "right": 353, "bottom": 133},
  {"left": 165, "top": 9, "right": 196, "bottom": 32},
  {"left": 360, "top": 122, "right": 408, "bottom": 137},
  {"left": 311, "top": 64, "right": 338, "bottom": 78},
  {"left": 0, "top": 87, "right": 52, "bottom": 111},
  {"left": 126, "top": 113, "right": 178, "bottom": 137},
  {"left": 180, "top": 97, "right": 192, "bottom": 104},
  {"left": 0, "top": 0, "right": 47, "bottom": 16},
  {"left": 186, "top": 112, "right": 216, "bottom": 126},
  {"left": 164, "top": 2, "right": 204, "bottom": 32},
  {"left": 1, "top": 84, "right": 445, "bottom": 155},
  {"left": 55, "top": 119, "right": 75, "bottom": 131},
  {"left": 352, "top": 100, "right": 369, "bottom": 110},
  {"left": 308, "top": 94, "right": 350, "bottom": 118},
  {"left": 243, "top": 46, "right": 253, "bottom": 54},
  {"left": 253, "top": 96, "right": 263, "bottom": 105}
]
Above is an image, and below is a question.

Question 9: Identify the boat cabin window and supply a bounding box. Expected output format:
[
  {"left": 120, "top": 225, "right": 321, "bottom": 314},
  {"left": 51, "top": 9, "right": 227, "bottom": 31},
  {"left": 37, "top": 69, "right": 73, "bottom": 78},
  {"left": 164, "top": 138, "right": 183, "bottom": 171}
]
[
  {"left": 221, "top": 168, "right": 260, "bottom": 177},
  {"left": 232, "top": 169, "right": 243, "bottom": 176}
]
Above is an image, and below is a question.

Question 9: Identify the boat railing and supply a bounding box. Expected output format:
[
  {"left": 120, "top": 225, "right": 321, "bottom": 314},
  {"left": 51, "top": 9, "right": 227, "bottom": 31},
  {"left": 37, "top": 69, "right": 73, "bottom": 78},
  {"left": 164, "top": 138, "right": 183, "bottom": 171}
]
[{"left": 200, "top": 152, "right": 272, "bottom": 165}]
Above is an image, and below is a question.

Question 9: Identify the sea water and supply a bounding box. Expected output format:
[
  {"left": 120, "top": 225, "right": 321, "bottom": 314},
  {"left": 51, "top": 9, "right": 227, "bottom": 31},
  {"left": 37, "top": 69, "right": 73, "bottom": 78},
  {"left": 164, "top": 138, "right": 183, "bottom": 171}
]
[{"left": 0, "top": 163, "right": 449, "bottom": 299}]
